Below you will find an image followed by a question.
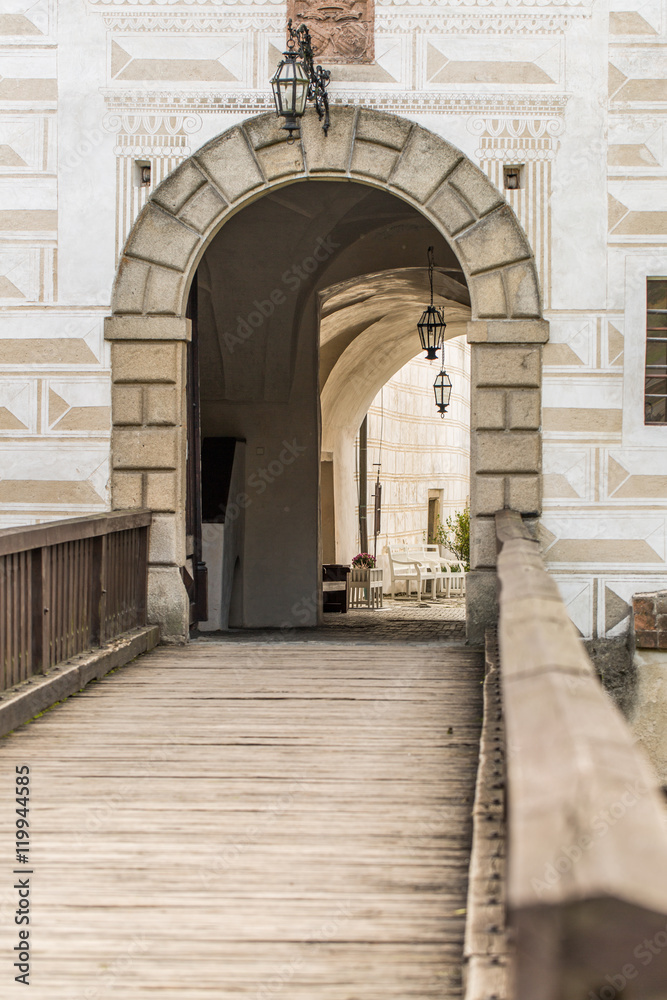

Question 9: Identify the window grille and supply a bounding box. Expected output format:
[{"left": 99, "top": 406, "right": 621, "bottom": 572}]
[{"left": 645, "top": 278, "right": 667, "bottom": 424}]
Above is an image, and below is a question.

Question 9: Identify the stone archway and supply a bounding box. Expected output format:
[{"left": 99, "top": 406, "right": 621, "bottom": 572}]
[{"left": 105, "top": 107, "right": 548, "bottom": 642}]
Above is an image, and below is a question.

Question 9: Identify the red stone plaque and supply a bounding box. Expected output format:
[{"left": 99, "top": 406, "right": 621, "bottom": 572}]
[{"left": 287, "top": 0, "right": 374, "bottom": 65}]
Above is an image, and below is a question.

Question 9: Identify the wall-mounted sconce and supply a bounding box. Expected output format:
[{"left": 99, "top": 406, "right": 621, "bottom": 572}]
[{"left": 271, "top": 19, "right": 331, "bottom": 142}]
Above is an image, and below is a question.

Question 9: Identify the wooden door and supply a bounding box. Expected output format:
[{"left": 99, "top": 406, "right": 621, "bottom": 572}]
[{"left": 185, "top": 276, "right": 207, "bottom": 624}]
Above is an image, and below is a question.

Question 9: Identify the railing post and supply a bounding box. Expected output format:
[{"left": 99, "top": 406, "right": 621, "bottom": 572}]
[
  {"left": 30, "top": 547, "right": 50, "bottom": 673},
  {"left": 91, "top": 535, "right": 107, "bottom": 646},
  {"left": 1, "top": 510, "right": 151, "bottom": 691}
]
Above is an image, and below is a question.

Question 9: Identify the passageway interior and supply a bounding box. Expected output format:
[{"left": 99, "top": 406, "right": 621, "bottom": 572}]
[{"left": 192, "top": 181, "right": 471, "bottom": 630}]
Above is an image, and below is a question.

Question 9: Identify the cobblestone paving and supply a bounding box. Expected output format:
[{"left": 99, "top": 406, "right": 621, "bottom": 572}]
[{"left": 194, "top": 597, "right": 468, "bottom": 645}]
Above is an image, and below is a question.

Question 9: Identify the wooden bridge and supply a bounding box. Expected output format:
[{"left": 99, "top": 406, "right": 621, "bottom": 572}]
[{"left": 2, "top": 511, "right": 667, "bottom": 999}]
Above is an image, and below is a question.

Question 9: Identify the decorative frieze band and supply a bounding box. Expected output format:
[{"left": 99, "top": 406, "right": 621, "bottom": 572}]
[
  {"left": 99, "top": 8, "right": 586, "bottom": 33},
  {"left": 102, "top": 13, "right": 284, "bottom": 30},
  {"left": 88, "top": 0, "right": 589, "bottom": 7},
  {"left": 103, "top": 113, "right": 203, "bottom": 136},
  {"left": 469, "top": 115, "right": 565, "bottom": 161},
  {"left": 103, "top": 112, "right": 204, "bottom": 158},
  {"left": 102, "top": 89, "right": 568, "bottom": 119}
]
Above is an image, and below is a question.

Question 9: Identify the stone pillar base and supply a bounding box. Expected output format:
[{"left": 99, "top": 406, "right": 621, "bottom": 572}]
[
  {"left": 466, "top": 570, "right": 499, "bottom": 645},
  {"left": 147, "top": 565, "right": 190, "bottom": 644}
]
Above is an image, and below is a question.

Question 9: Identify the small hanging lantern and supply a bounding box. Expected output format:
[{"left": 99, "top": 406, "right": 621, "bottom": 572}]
[
  {"left": 434, "top": 367, "right": 452, "bottom": 418},
  {"left": 417, "top": 245, "right": 447, "bottom": 361},
  {"left": 271, "top": 20, "right": 330, "bottom": 143}
]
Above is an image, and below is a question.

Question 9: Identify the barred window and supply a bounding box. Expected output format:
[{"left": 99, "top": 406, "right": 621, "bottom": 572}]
[{"left": 645, "top": 278, "right": 667, "bottom": 424}]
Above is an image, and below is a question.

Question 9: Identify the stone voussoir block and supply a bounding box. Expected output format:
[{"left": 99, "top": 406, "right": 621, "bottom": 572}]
[
  {"left": 144, "top": 265, "right": 187, "bottom": 317},
  {"left": 355, "top": 108, "right": 412, "bottom": 150},
  {"left": 113, "top": 427, "right": 180, "bottom": 470},
  {"left": 390, "top": 126, "right": 461, "bottom": 204},
  {"left": 112, "top": 256, "right": 150, "bottom": 315},
  {"left": 456, "top": 205, "right": 531, "bottom": 275},
  {"left": 302, "top": 105, "right": 356, "bottom": 174},
  {"left": 476, "top": 431, "right": 540, "bottom": 474},
  {"left": 256, "top": 141, "right": 306, "bottom": 182},
  {"left": 177, "top": 183, "right": 227, "bottom": 235},
  {"left": 112, "top": 385, "right": 143, "bottom": 426},
  {"left": 125, "top": 202, "right": 201, "bottom": 273},
  {"left": 503, "top": 260, "right": 542, "bottom": 319},
  {"left": 195, "top": 127, "right": 266, "bottom": 204},
  {"left": 350, "top": 141, "right": 399, "bottom": 182},
  {"left": 468, "top": 273, "right": 508, "bottom": 320},
  {"left": 472, "top": 344, "right": 541, "bottom": 388},
  {"left": 243, "top": 113, "right": 291, "bottom": 151},
  {"left": 111, "top": 342, "right": 181, "bottom": 385},
  {"left": 152, "top": 158, "right": 207, "bottom": 216},
  {"left": 426, "top": 183, "right": 475, "bottom": 238},
  {"left": 447, "top": 159, "right": 504, "bottom": 218}
]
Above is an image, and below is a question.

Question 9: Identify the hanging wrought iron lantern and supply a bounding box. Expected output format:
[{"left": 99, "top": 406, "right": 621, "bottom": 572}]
[
  {"left": 417, "top": 246, "right": 447, "bottom": 361},
  {"left": 271, "top": 20, "right": 330, "bottom": 143},
  {"left": 434, "top": 367, "right": 452, "bottom": 418}
]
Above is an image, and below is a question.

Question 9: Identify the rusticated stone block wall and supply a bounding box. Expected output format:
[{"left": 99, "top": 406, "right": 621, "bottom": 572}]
[{"left": 106, "top": 315, "right": 190, "bottom": 643}]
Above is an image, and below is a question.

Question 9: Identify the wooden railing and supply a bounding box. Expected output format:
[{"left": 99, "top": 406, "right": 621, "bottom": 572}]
[
  {"left": 496, "top": 509, "right": 667, "bottom": 1000},
  {"left": 0, "top": 510, "right": 151, "bottom": 692}
]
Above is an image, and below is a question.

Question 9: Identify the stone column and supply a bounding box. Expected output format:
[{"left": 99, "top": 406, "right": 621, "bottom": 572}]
[
  {"left": 105, "top": 316, "right": 191, "bottom": 643},
  {"left": 466, "top": 319, "right": 548, "bottom": 643}
]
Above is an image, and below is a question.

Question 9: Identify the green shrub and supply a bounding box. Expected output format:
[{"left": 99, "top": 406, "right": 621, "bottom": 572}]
[{"left": 445, "top": 503, "right": 470, "bottom": 571}]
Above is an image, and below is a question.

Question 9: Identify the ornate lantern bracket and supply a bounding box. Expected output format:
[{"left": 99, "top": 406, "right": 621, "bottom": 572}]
[{"left": 271, "top": 20, "right": 331, "bottom": 143}]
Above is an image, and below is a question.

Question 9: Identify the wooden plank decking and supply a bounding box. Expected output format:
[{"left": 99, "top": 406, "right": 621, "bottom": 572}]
[{"left": 0, "top": 639, "right": 483, "bottom": 999}]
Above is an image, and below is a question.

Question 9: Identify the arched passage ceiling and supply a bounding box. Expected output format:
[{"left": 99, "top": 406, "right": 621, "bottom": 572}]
[
  {"left": 196, "top": 179, "right": 468, "bottom": 412},
  {"left": 320, "top": 267, "right": 470, "bottom": 449}
]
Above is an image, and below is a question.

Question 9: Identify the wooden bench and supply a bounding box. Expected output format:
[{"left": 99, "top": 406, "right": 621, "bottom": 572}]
[{"left": 387, "top": 545, "right": 466, "bottom": 600}]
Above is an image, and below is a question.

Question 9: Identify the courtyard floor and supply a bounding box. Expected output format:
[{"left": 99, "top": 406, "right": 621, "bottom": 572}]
[{"left": 194, "top": 597, "right": 468, "bottom": 645}]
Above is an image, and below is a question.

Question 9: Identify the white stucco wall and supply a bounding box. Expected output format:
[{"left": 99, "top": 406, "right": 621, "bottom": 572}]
[
  {"left": 2, "top": 0, "right": 667, "bottom": 638},
  {"left": 356, "top": 342, "right": 470, "bottom": 579}
]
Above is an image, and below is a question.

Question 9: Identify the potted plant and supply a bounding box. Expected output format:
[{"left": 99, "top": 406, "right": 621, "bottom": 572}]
[
  {"left": 351, "top": 552, "right": 377, "bottom": 569},
  {"left": 349, "top": 553, "right": 383, "bottom": 609}
]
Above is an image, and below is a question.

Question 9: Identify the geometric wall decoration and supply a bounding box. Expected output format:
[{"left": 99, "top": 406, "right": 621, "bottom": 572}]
[
  {"left": 554, "top": 576, "right": 593, "bottom": 638},
  {"left": 46, "top": 381, "right": 111, "bottom": 433},
  {"left": 427, "top": 37, "right": 562, "bottom": 87},
  {"left": 109, "top": 36, "right": 247, "bottom": 85}
]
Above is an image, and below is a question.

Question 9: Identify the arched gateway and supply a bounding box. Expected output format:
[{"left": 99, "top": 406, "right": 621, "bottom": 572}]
[{"left": 106, "top": 107, "right": 548, "bottom": 642}]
